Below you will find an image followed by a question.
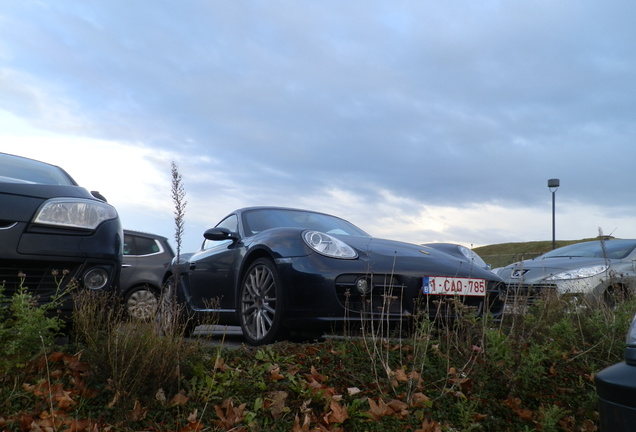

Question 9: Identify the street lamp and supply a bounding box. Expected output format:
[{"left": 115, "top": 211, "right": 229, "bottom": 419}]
[{"left": 548, "top": 178, "right": 560, "bottom": 249}]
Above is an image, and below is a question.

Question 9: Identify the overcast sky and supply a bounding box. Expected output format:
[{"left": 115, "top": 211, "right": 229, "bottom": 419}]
[{"left": 1, "top": 1, "right": 635, "bottom": 252}]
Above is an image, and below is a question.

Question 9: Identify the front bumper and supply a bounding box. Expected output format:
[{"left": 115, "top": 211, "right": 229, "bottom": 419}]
[
  {"left": 0, "top": 219, "right": 123, "bottom": 315},
  {"left": 276, "top": 254, "right": 506, "bottom": 329}
]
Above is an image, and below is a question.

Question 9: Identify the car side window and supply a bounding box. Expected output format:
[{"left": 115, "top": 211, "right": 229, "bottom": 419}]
[
  {"left": 123, "top": 234, "right": 135, "bottom": 255},
  {"left": 123, "top": 234, "right": 161, "bottom": 256},
  {"left": 216, "top": 214, "right": 238, "bottom": 233}
]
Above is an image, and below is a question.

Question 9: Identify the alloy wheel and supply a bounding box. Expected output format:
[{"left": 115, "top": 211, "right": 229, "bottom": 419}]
[{"left": 240, "top": 260, "right": 281, "bottom": 344}]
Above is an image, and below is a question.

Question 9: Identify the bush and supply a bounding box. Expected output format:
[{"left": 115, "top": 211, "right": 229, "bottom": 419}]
[
  {"left": 71, "top": 289, "right": 204, "bottom": 411},
  {"left": 0, "top": 280, "right": 66, "bottom": 376}
]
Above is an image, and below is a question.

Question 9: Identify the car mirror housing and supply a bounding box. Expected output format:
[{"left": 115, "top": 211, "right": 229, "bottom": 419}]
[{"left": 204, "top": 227, "right": 238, "bottom": 241}]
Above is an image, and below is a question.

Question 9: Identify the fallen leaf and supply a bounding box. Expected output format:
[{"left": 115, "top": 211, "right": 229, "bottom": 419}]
[
  {"left": 264, "top": 391, "right": 289, "bottom": 418},
  {"left": 415, "top": 417, "right": 443, "bottom": 432},
  {"left": 387, "top": 399, "right": 409, "bottom": 419},
  {"left": 214, "top": 398, "right": 247, "bottom": 429},
  {"left": 67, "top": 418, "right": 93, "bottom": 432},
  {"left": 170, "top": 390, "right": 189, "bottom": 406},
  {"left": 305, "top": 366, "right": 327, "bottom": 384},
  {"left": 130, "top": 400, "right": 147, "bottom": 421},
  {"left": 293, "top": 414, "right": 312, "bottom": 432},
  {"left": 410, "top": 392, "right": 432, "bottom": 408},
  {"left": 178, "top": 410, "right": 204, "bottom": 432},
  {"left": 214, "top": 357, "right": 229, "bottom": 371},
  {"left": 269, "top": 365, "right": 286, "bottom": 381},
  {"left": 367, "top": 398, "right": 392, "bottom": 421},
  {"left": 393, "top": 368, "right": 409, "bottom": 382},
  {"left": 323, "top": 400, "right": 349, "bottom": 424},
  {"left": 155, "top": 388, "right": 167, "bottom": 405},
  {"left": 347, "top": 387, "right": 361, "bottom": 396}
]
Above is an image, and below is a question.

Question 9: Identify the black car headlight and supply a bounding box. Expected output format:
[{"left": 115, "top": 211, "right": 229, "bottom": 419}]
[
  {"left": 303, "top": 230, "right": 357, "bottom": 259},
  {"left": 33, "top": 198, "right": 118, "bottom": 230}
]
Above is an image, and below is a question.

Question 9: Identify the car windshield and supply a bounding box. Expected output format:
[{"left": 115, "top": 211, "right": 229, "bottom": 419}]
[
  {"left": 242, "top": 208, "right": 370, "bottom": 237},
  {"left": 541, "top": 239, "right": 636, "bottom": 260},
  {"left": 0, "top": 153, "right": 76, "bottom": 185}
]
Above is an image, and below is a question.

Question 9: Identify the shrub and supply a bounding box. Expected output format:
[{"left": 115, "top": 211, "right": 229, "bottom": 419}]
[{"left": 0, "top": 279, "right": 67, "bottom": 376}]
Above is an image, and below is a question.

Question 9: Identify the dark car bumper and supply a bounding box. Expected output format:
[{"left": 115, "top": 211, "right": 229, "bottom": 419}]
[
  {"left": 276, "top": 254, "right": 506, "bottom": 329},
  {"left": 0, "top": 218, "right": 123, "bottom": 315},
  {"left": 595, "top": 362, "right": 636, "bottom": 431}
]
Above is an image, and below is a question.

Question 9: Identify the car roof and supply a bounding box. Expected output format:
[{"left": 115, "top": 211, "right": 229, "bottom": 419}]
[{"left": 124, "top": 229, "right": 170, "bottom": 241}]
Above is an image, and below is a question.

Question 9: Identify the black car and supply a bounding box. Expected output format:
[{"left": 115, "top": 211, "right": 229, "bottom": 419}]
[
  {"left": 120, "top": 230, "right": 174, "bottom": 320},
  {"left": 0, "top": 153, "right": 122, "bottom": 319},
  {"left": 163, "top": 206, "right": 506, "bottom": 345},
  {"left": 595, "top": 314, "right": 636, "bottom": 430}
]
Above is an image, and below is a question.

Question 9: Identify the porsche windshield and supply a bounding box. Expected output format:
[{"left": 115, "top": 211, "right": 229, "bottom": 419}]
[
  {"left": 242, "top": 209, "right": 369, "bottom": 237},
  {"left": 541, "top": 239, "right": 636, "bottom": 260}
]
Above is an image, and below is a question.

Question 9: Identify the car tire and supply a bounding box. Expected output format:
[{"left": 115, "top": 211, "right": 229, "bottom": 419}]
[
  {"left": 239, "top": 258, "right": 285, "bottom": 345},
  {"left": 157, "top": 277, "right": 196, "bottom": 337},
  {"left": 124, "top": 286, "right": 159, "bottom": 321},
  {"left": 603, "top": 284, "right": 630, "bottom": 308}
]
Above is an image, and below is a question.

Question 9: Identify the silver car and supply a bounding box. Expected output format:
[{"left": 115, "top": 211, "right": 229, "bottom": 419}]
[{"left": 496, "top": 238, "right": 636, "bottom": 307}]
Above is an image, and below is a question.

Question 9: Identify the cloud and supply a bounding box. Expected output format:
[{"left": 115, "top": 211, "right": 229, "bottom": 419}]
[{"left": 1, "top": 1, "right": 636, "bottom": 250}]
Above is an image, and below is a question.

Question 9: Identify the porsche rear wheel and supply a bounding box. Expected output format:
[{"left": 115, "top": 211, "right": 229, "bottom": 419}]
[{"left": 239, "top": 258, "right": 284, "bottom": 345}]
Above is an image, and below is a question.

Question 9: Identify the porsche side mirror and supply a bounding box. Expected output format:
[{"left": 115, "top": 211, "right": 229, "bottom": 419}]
[{"left": 204, "top": 227, "right": 238, "bottom": 241}]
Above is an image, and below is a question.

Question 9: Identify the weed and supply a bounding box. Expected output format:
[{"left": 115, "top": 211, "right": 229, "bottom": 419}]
[{"left": 0, "top": 274, "right": 69, "bottom": 376}]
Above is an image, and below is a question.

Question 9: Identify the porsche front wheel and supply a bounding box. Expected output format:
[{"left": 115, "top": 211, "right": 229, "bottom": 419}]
[{"left": 239, "top": 258, "right": 285, "bottom": 345}]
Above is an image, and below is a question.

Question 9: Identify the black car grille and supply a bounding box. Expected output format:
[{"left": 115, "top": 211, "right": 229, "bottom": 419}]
[
  {"left": 502, "top": 283, "right": 558, "bottom": 307},
  {"left": 335, "top": 274, "right": 506, "bottom": 319},
  {"left": 0, "top": 260, "right": 82, "bottom": 300},
  {"left": 335, "top": 274, "right": 411, "bottom": 316}
]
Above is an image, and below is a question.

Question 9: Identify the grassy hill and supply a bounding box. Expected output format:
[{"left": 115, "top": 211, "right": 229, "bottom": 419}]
[{"left": 473, "top": 237, "right": 610, "bottom": 269}]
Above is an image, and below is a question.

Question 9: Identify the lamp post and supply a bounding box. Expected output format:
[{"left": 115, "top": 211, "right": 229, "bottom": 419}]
[{"left": 548, "top": 178, "right": 560, "bottom": 249}]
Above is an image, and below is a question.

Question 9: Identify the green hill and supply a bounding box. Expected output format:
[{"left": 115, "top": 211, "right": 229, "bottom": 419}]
[{"left": 473, "top": 237, "right": 612, "bottom": 269}]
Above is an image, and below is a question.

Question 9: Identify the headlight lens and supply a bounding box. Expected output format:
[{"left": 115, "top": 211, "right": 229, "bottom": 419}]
[
  {"left": 34, "top": 198, "right": 118, "bottom": 229},
  {"left": 545, "top": 265, "right": 608, "bottom": 280},
  {"left": 303, "top": 230, "right": 357, "bottom": 259}
]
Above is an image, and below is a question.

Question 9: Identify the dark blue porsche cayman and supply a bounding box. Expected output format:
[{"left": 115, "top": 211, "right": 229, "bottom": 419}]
[{"left": 163, "top": 207, "right": 505, "bottom": 345}]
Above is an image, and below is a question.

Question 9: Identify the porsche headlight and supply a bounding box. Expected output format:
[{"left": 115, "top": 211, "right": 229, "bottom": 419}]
[
  {"left": 303, "top": 230, "right": 357, "bottom": 259},
  {"left": 34, "top": 198, "right": 118, "bottom": 230},
  {"left": 545, "top": 265, "right": 608, "bottom": 281}
]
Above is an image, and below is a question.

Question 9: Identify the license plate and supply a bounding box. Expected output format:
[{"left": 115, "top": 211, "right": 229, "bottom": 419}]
[{"left": 422, "top": 276, "right": 487, "bottom": 297}]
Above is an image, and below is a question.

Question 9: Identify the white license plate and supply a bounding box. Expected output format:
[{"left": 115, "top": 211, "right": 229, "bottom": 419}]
[{"left": 422, "top": 276, "right": 487, "bottom": 297}]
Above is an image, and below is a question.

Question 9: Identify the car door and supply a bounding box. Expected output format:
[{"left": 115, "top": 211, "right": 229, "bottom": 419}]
[
  {"left": 119, "top": 233, "right": 139, "bottom": 291},
  {"left": 184, "top": 215, "right": 241, "bottom": 311}
]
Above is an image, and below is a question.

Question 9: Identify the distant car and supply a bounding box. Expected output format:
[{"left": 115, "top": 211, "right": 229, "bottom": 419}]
[
  {"left": 595, "top": 313, "right": 636, "bottom": 430},
  {"left": 422, "top": 243, "right": 491, "bottom": 271},
  {"left": 120, "top": 230, "right": 174, "bottom": 320},
  {"left": 162, "top": 206, "right": 506, "bottom": 345},
  {"left": 0, "top": 152, "right": 122, "bottom": 318},
  {"left": 496, "top": 239, "right": 636, "bottom": 307}
]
